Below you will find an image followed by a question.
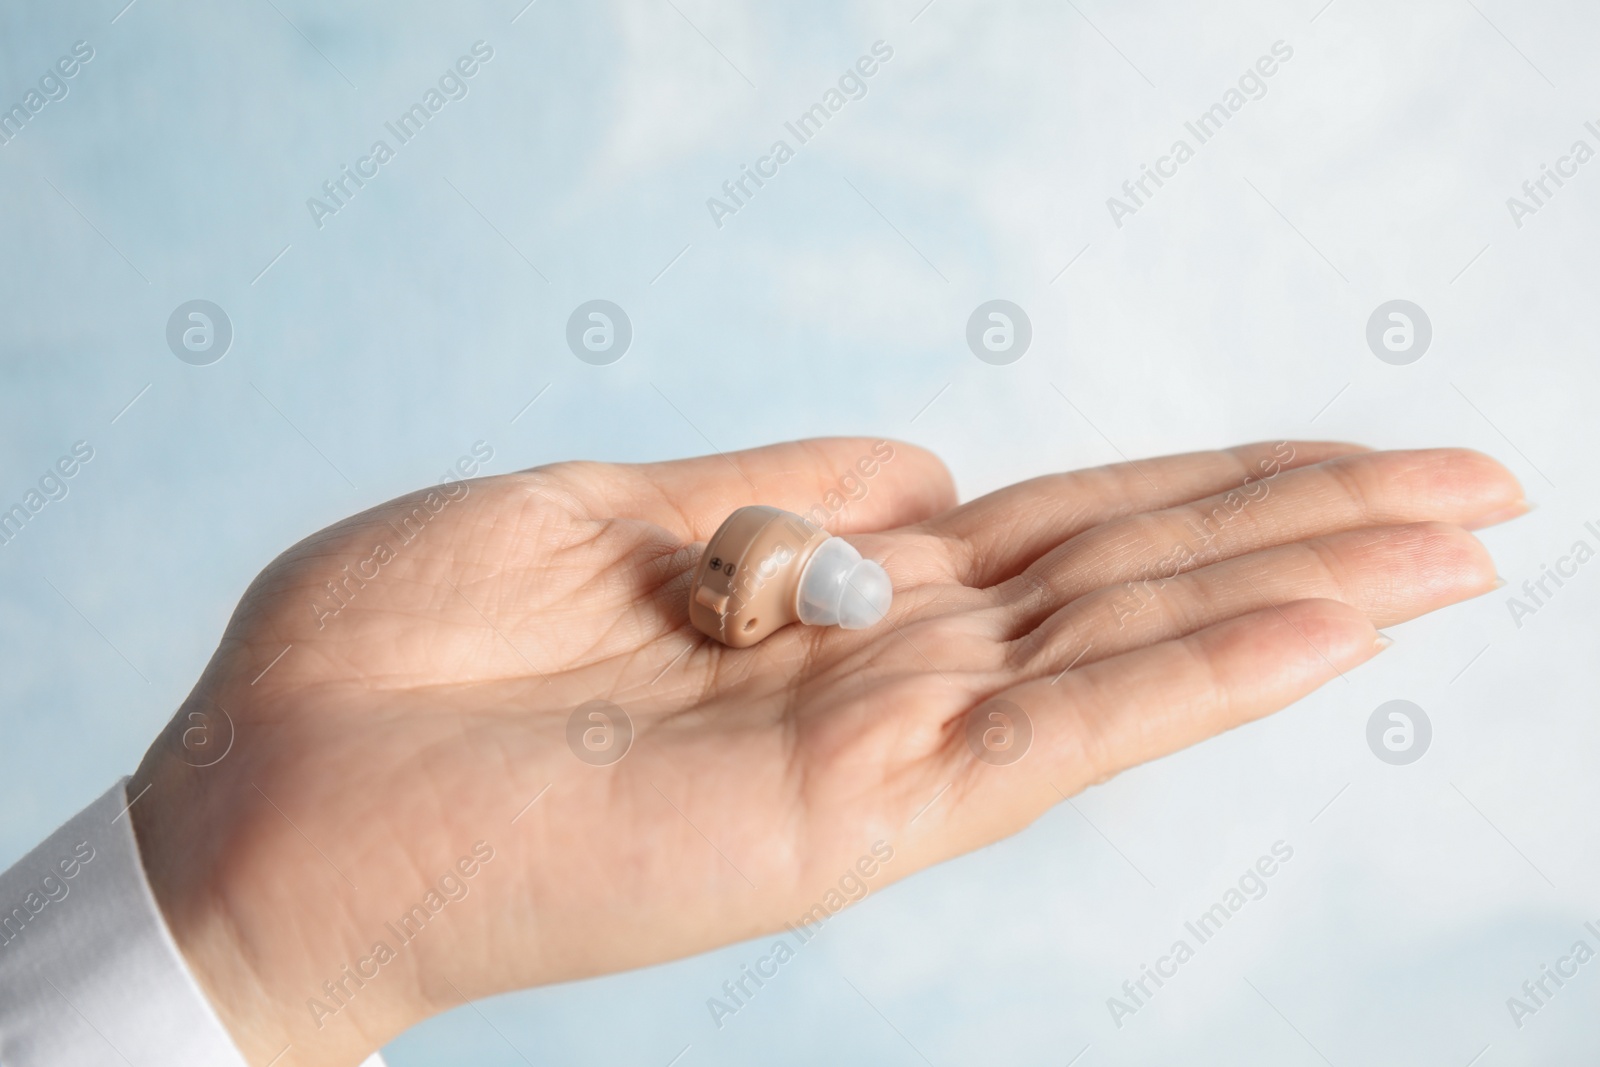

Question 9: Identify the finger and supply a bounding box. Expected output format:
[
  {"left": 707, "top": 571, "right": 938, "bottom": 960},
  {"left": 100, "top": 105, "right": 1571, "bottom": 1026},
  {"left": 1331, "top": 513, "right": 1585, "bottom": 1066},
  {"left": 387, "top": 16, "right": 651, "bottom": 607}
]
[
  {"left": 1013, "top": 522, "right": 1495, "bottom": 672},
  {"left": 1010, "top": 448, "right": 1525, "bottom": 610},
  {"left": 949, "top": 600, "right": 1383, "bottom": 843},
  {"left": 534, "top": 437, "right": 957, "bottom": 542},
  {"left": 921, "top": 441, "right": 1367, "bottom": 587}
]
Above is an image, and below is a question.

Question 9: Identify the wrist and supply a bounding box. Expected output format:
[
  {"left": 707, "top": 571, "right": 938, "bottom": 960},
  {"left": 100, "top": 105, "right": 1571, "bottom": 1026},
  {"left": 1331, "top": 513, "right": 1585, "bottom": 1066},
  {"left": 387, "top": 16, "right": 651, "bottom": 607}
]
[{"left": 128, "top": 756, "right": 402, "bottom": 1067}]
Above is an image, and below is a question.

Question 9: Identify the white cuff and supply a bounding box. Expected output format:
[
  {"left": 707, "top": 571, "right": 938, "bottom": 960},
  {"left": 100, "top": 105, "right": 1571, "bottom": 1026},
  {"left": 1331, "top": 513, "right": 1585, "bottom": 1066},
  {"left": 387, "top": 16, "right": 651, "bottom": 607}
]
[{"left": 0, "top": 779, "right": 387, "bottom": 1067}]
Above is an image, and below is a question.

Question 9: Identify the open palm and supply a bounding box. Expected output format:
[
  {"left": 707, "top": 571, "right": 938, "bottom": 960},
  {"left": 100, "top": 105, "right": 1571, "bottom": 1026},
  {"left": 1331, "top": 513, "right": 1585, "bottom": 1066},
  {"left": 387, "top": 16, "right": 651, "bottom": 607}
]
[{"left": 129, "top": 437, "right": 1522, "bottom": 1066}]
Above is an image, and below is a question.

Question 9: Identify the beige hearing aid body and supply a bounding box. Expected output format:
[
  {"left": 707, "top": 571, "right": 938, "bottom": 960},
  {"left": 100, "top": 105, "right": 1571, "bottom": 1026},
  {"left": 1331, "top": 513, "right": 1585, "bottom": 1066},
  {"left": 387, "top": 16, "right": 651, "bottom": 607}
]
[{"left": 689, "top": 506, "right": 894, "bottom": 648}]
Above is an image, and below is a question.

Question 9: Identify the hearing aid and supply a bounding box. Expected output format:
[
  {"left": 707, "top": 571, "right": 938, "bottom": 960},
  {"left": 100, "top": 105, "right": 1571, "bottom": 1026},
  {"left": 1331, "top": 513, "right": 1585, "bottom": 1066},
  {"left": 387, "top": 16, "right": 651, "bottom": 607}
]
[{"left": 688, "top": 505, "right": 894, "bottom": 648}]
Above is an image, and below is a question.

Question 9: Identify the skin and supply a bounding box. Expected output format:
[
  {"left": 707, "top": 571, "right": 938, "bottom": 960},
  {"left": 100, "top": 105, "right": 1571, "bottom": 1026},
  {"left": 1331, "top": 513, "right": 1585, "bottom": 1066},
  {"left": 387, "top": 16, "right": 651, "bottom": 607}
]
[{"left": 128, "top": 437, "right": 1526, "bottom": 1065}]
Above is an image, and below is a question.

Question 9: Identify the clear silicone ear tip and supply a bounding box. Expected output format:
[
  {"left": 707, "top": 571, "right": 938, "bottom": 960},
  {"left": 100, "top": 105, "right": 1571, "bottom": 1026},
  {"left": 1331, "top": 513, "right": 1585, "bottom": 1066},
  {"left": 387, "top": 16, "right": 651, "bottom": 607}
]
[
  {"left": 794, "top": 537, "right": 894, "bottom": 630},
  {"left": 836, "top": 559, "right": 892, "bottom": 629}
]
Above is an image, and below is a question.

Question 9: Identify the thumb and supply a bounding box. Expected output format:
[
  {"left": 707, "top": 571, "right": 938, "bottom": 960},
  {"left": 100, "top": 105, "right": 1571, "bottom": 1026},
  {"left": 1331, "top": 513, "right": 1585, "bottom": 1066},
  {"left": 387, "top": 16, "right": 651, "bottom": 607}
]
[{"left": 574, "top": 437, "right": 957, "bottom": 542}]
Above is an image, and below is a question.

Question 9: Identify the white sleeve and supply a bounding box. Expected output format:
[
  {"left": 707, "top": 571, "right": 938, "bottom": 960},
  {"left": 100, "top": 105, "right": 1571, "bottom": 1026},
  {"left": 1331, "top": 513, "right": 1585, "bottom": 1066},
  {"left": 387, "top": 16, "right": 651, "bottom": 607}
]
[{"left": 0, "top": 778, "right": 387, "bottom": 1067}]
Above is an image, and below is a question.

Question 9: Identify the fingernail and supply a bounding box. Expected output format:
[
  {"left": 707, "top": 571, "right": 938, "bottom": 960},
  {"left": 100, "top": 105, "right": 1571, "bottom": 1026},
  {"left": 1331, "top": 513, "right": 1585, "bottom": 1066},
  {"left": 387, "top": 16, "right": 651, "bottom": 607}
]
[
  {"left": 1491, "top": 575, "right": 1507, "bottom": 590},
  {"left": 1465, "top": 500, "right": 1532, "bottom": 530},
  {"left": 1374, "top": 633, "right": 1394, "bottom": 651}
]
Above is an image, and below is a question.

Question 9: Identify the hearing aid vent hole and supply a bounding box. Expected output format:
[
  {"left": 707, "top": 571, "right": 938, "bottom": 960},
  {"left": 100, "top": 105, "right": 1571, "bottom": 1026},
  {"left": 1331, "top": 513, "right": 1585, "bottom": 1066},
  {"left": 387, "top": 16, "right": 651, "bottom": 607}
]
[{"left": 743, "top": 618, "right": 758, "bottom": 632}]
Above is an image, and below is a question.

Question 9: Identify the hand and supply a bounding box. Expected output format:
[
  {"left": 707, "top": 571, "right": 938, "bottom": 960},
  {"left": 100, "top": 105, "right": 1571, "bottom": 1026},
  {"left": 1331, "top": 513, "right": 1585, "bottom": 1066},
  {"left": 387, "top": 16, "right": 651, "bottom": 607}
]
[{"left": 128, "top": 437, "right": 1524, "bottom": 1065}]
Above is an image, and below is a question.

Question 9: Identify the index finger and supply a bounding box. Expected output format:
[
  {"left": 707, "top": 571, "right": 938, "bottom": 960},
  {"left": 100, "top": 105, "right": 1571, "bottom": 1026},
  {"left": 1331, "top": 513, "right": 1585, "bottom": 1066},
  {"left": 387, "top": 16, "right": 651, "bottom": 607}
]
[{"left": 920, "top": 441, "right": 1369, "bottom": 588}]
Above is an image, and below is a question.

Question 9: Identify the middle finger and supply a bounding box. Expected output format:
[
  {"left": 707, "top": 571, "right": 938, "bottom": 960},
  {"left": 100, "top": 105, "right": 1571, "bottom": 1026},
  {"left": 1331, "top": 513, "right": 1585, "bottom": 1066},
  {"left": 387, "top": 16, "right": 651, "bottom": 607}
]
[{"left": 999, "top": 447, "right": 1522, "bottom": 626}]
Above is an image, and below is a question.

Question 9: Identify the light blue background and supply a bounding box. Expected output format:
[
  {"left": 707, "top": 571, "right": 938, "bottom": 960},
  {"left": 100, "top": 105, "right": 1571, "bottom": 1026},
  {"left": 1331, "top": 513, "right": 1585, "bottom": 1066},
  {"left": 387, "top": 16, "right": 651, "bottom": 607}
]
[{"left": 3, "top": 0, "right": 1597, "bottom": 1063}]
